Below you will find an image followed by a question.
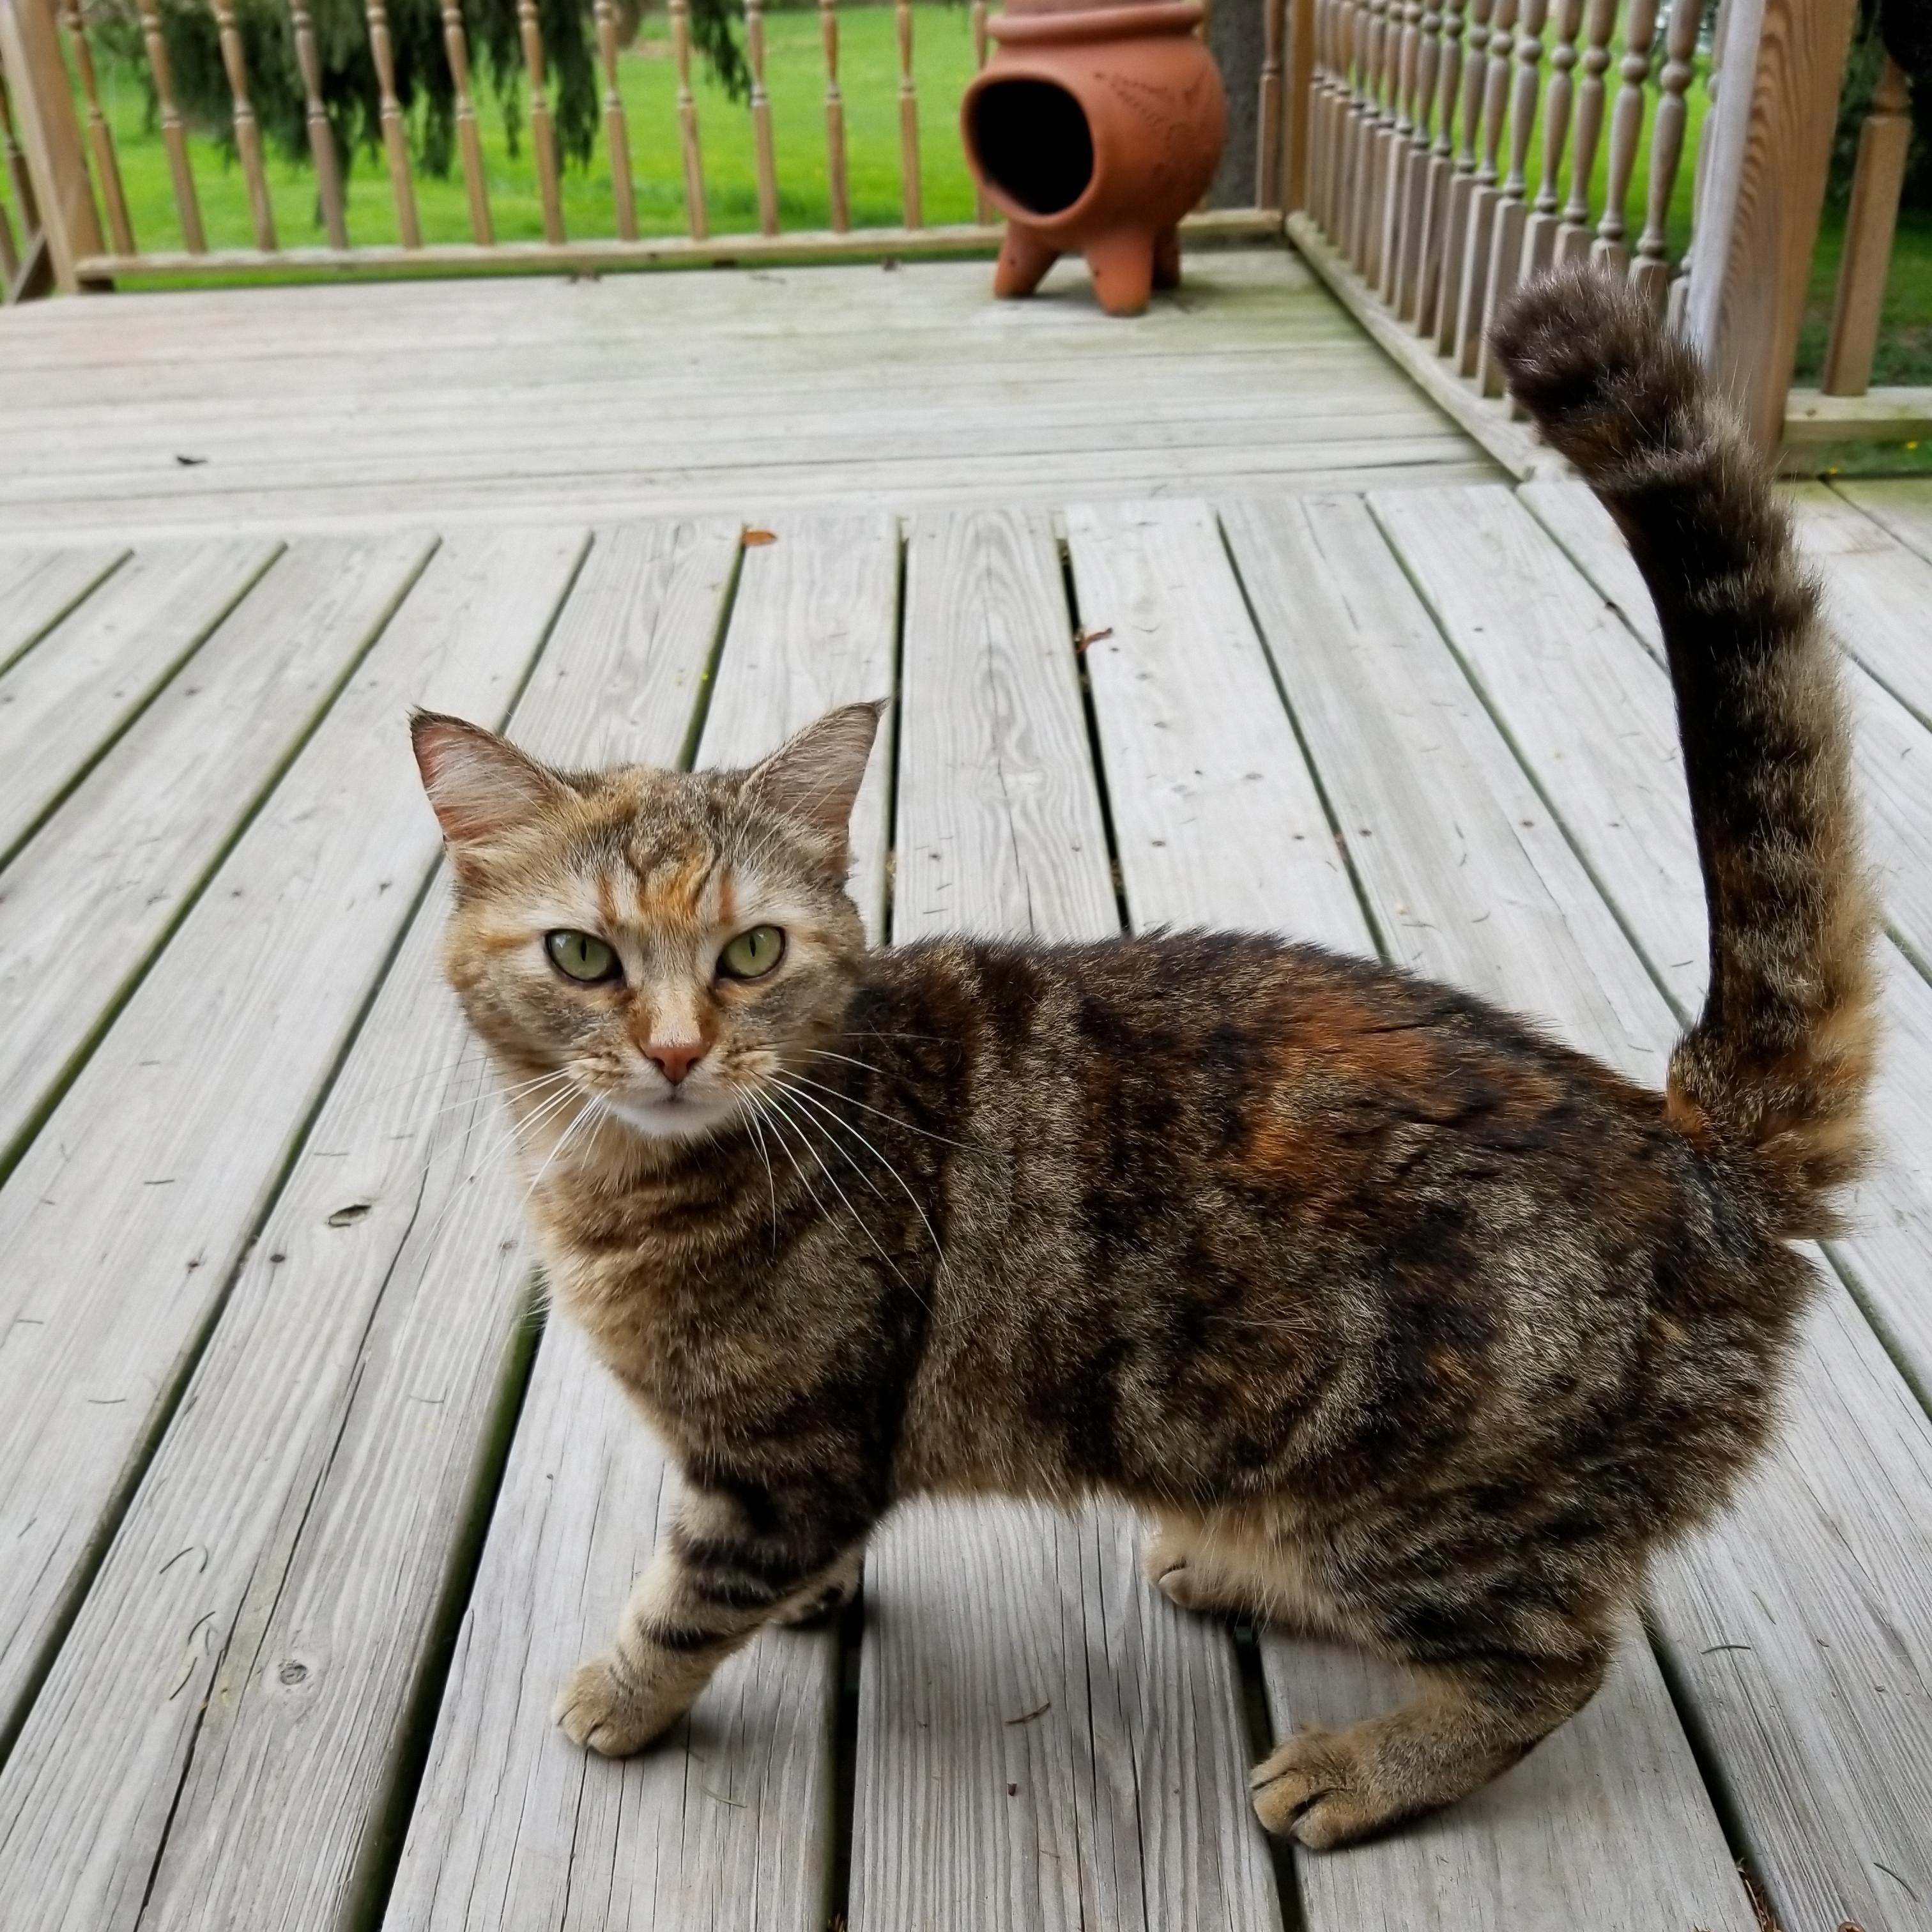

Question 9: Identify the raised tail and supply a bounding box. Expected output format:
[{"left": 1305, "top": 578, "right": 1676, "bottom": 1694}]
[{"left": 1491, "top": 266, "right": 1876, "bottom": 1238}]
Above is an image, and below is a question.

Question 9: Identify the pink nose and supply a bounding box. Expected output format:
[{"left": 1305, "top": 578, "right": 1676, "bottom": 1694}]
[{"left": 643, "top": 1040, "right": 704, "bottom": 1085}]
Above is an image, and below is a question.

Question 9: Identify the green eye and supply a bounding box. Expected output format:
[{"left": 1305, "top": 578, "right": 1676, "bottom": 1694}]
[
  {"left": 545, "top": 930, "right": 620, "bottom": 983},
  {"left": 719, "top": 925, "right": 785, "bottom": 981}
]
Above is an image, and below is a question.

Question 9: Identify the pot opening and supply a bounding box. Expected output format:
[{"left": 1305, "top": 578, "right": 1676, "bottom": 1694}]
[{"left": 968, "top": 79, "right": 1094, "bottom": 218}]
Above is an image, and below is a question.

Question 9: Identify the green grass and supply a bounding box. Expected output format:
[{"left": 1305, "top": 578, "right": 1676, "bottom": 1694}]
[{"left": 35, "top": 5, "right": 982, "bottom": 256}]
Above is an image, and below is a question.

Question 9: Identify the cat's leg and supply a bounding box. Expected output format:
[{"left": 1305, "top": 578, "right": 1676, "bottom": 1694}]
[
  {"left": 555, "top": 1476, "right": 871, "bottom": 1757},
  {"left": 774, "top": 1542, "right": 865, "bottom": 1627},
  {"left": 1248, "top": 1634, "right": 1610, "bottom": 1849},
  {"left": 1142, "top": 1512, "right": 1338, "bottom": 1631},
  {"left": 1142, "top": 1515, "right": 1256, "bottom": 1614}
]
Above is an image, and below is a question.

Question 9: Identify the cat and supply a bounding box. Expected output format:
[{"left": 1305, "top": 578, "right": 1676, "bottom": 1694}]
[{"left": 410, "top": 266, "right": 1874, "bottom": 1850}]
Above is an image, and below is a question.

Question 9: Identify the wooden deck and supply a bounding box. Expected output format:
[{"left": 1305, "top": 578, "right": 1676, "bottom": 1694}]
[{"left": 1, "top": 254, "right": 1930, "bottom": 1932}]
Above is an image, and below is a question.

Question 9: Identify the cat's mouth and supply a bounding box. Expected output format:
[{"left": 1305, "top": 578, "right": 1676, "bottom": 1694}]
[{"left": 604, "top": 1085, "right": 741, "bottom": 1141}]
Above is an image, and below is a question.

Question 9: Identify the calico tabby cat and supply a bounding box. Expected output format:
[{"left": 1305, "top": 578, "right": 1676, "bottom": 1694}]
[{"left": 411, "top": 268, "right": 1874, "bottom": 1848}]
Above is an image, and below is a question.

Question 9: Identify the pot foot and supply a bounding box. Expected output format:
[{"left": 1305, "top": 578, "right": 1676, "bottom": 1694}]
[
  {"left": 1153, "top": 226, "right": 1181, "bottom": 291},
  {"left": 1083, "top": 227, "right": 1156, "bottom": 317},
  {"left": 993, "top": 226, "right": 1061, "bottom": 299}
]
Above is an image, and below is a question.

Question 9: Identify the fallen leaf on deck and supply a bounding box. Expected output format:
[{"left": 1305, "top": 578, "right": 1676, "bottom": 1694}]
[
  {"left": 1003, "top": 1699, "right": 1051, "bottom": 1726},
  {"left": 742, "top": 528, "right": 778, "bottom": 547},
  {"left": 1073, "top": 627, "right": 1113, "bottom": 654}
]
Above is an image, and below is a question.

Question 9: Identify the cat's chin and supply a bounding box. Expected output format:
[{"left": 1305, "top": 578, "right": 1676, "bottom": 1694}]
[{"left": 602, "top": 1091, "right": 742, "bottom": 1142}]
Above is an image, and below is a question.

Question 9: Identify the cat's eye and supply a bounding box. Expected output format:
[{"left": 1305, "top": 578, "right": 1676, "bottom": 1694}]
[
  {"left": 718, "top": 924, "right": 785, "bottom": 981},
  {"left": 546, "top": 929, "right": 620, "bottom": 984}
]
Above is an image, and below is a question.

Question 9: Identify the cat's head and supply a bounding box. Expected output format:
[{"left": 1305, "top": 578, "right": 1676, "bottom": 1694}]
[{"left": 411, "top": 702, "right": 882, "bottom": 1144}]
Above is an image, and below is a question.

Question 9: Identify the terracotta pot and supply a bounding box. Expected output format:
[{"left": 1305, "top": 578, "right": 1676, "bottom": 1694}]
[{"left": 960, "top": 0, "right": 1226, "bottom": 317}]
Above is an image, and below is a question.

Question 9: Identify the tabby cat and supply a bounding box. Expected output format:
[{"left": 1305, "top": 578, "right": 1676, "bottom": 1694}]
[{"left": 411, "top": 268, "right": 1873, "bottom": 1848}]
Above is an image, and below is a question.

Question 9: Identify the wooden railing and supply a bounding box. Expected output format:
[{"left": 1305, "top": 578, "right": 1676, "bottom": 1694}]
[
  {"left": 0, "top": 0, "right": 1287, "bottom": 292},
  {"left": 1280, "top": 0, "right": 1919, "bottom": 459}
]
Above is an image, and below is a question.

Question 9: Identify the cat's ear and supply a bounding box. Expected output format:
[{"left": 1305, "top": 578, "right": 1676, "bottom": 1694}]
[
  {"left": 744, "top": 701, "right": 884, "bottom": 846},
  {"left": 411, "top": 711, "right": 567, "bottom": 854}
]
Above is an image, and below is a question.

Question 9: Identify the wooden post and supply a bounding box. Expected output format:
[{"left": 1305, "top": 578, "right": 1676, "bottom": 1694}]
[
  {"left": 439, "top": 0, "right": 493, "bottom": 245},
  {"left": 1556, "top": 0, "right": 1613, "bottom": 263},
  {"left": 0, "top": 0, "right": 105, "bottom": 289},
  {"left": 1590, "top": 0, "right": 1654, "bottom": 271},
  {"left": 134, "top": 0, "right": 203, "bottom": 252},
  {"left": 211, "top": 0, "right": 278, "bottom": 250},
  {"left": 1820, "top": 54, "right": 1908, "bottom": 397},
  {"left": 291, "top": 0, "right": 348, "bottom": 247},
  {"left": 595, "top": 0, "right": 636, "bottom": 240},
  {"left": 60, "top": 0, "right": 132, "bottom": 254},
  {"left": 670, "top": 0, "right": 708, "bottom": 240},
  {"left": 518, "top": 0, "right": 565, "bottom": 243},
  {"left": 1681, "top": 0, "right": 1860, "bottom": 450},
  {"left": 895, "top": 0, "right": 920, "bottom": 229}
]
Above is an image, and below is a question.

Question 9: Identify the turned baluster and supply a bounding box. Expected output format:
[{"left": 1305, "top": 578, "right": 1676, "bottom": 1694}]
[
  {"left": 1666, "top": 0, "right": 1723, "bottom": 328},
  {"left": 1823, "top": 56, "right": 1911, "bottom": 396},
  {"left": 364, "top": 0, "right": 420, "bottom": 244},
  {"left": 1393, "top": 1, "right": 1441, "bottom": 315},
  {"left": 1356, "top": 0, "right": 1396, "bottom": 277},
  {"left": 1591, "top": 0, "right": 1655, "bottom": 270},
  {"left": 896, "top": 0, "right": 921, "bottom": 229},
  {"left": 61, "top": 0, "right": 134, "bottom": 254},
  {"left": 1521, "top": 0, "right": 1579, "bottom": 275},
  {"left": 1315, "top": 0, "right": 1345, "bottom": 234},
  {"left": 1475, "top": 0, "right": 1540, "bottom": 393},
  {"left": 440, "top": 0, "right": 493, "bottom": 244},
  {"left": 1434, "top": 0, "right": 1488, "bottom": 351},
  {"left": 670, "top": 0, "right": 709, "bottom": 240},
  {"left": 971, "top": 0, "right": 991, "bottom": 222},
  {"left": 595, "top": 0, "right": 637, "bottom": 239},
  {"left": 1344, "top": 0, "right": 1383, "bottom": 268},
  {"left": 210, "top": 0, "right": 277, "bottom": 250},
  {"left": 745, "top": 0, "right": 779, "bottom": 235},
  {"left": 1413, "top": 0, "right": 1463, "bottom": 332},
  {"left": 1259, "top": 0, "right": 1287, "bottom": 208},
  {"left": 1378, "top": 1, "right": 1424, "bottom": 302},
  {"left": 817, "top": 0, "right": 848, "bottom": 232},
  {"left": 1451, "top": 0, "right": 1514, "bottom": 374},
  {"left": 1631, "top": 0, "right": 1696, "bottom": 310},
  {"left": 286, "top": 0, "right": 348, "bottom": 247},
  {"left": 0, "top": 51, "right": 42, "bottom": 241},
  {"left": 132, "top": 0, "right": 203, "bottom": 251},
  {"left": 1555, "top": 0, "right": 1613, "bottom": 263},
  {"left": 518, "top": 0, "right": 565, "bottom": 241}
]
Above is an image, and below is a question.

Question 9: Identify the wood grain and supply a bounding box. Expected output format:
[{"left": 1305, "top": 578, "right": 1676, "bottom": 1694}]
[
  {"left": 855, "top": 507, "right": 1282, "bottom": 1932},
  {"left": 0, "top": 544, "right": 126, "bottom": 677},
  {"left": 0, "top": 540, "right": 420, "bottom": 1177},
  {"left": 1834, "top": 476, "right": 1932, "bottom": 571},
  {"left": 384, "top": 518, "right": 867, "bottom": 1932},
  {"left": 0, "top": 539, "right": 276, "bottom": 868},
  {"left": 1222, "top": 489, "right": 1756, "bottom": 1932},
  {"left": 1368, "top": 481, "right": 1932, "bottom": 1931},
  {"left": 0, "top": 530, "right": 574, "bottom": 1774}
]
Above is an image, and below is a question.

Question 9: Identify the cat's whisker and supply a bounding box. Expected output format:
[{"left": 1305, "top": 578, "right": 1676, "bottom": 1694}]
[
  {"left": 742, "top": 1103, "right": 780, "bottom": 1248},
  {"left": 411, "top": 1082, "right": 583, "bottom": 1262},
  {"left": 408, "top": 1067, "right": 571, "bottom": 1135},
  {"left": 755, "top": 1084, "right": 919, "bottom": 1297},
  {"left": 778, "top": 1066, "right": 988, "bottom": 1157},
  {"left": 746, "top": 1091, "right": 831, "bottom": 1230},
  {"left": 768, "top": 1074, "right": 950, "bottom": 1286},
  {"left": 523, "top": 1092, "right": 606, "bottom": 1207}
]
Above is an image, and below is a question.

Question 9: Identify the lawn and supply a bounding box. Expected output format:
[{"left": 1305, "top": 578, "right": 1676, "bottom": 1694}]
[{"left": 4, "top": 7, "right": 1925, "bottom": 391}]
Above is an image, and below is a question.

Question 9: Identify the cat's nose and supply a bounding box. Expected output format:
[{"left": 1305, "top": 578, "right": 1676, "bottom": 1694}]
[{"left": 643, "top": 1040, "right": 705, "bottom": 1085}]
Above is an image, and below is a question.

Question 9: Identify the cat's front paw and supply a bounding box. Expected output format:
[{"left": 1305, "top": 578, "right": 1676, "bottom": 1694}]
[{"left": 553, "top": 1651, "right": 687, "bottom": 1758}]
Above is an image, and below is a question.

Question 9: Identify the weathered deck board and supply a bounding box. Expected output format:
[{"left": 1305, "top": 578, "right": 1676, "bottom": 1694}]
[
  {"left": 0, "top": 535, "right": 585, "bottom": 1929},
  {"left": 1220, "top": 492, "right": 1757, "bottom": 1932},
  {"left": 0, "top": 544, "right": 126, "bottom": 676},
  {"left": 0, "top": 532, "right": 579, "bottom": 1771},
  {"left": 0, "top": 539, "right": 278, "bottom": 869},
  {"left": 385, "top": 519, "right": 877, "bottom": 1932},
  {"left": 0, "top": 254, "right": 1493, "bottom": 538},
  {"left": 1368, "top": 482, "right": 1932, "bottom": 1932},
  {"left": 852, "top": 509, "right": 1282, "bottom": 1932},
  {"left": 0, "top": 540, "right": 418, "bottom": 1177},
  {"left": 1833, "top": 475, "right": 1932, "bottom": 571}
]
